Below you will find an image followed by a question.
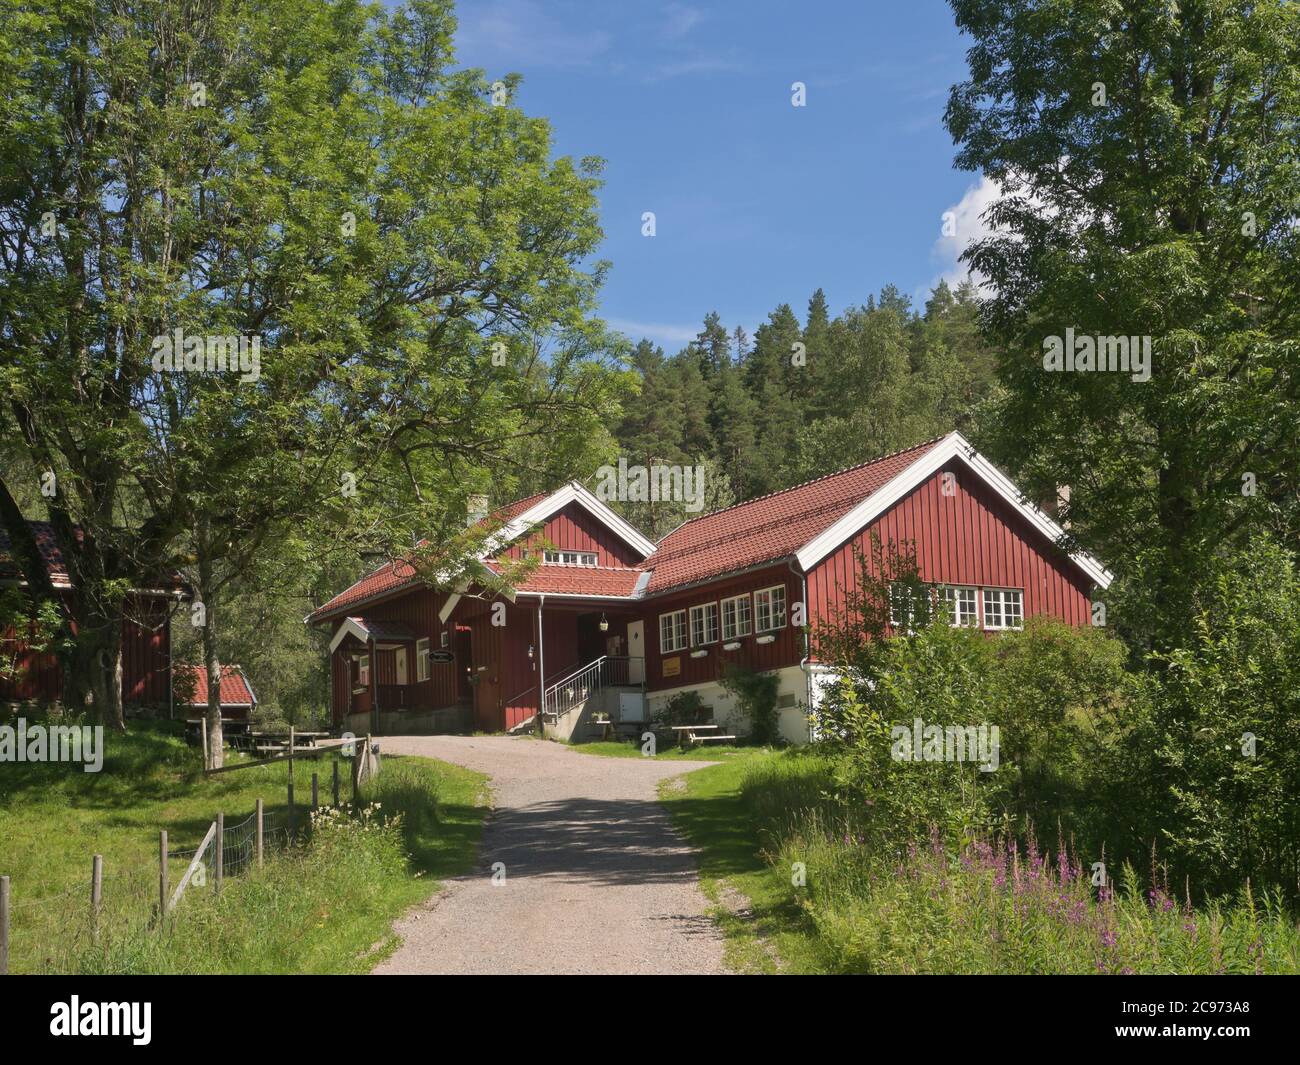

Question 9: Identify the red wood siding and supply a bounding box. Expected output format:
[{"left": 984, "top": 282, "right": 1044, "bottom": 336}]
[
  {"left": 0, "top": 593, "right": 172, "bottom": 709},
  {"left": 641, "top": 564, "right": 805, "bottom": 693},
  {"left": 806, "top": 462, "right": 1094, "bottom": 655},
  {"left": 497, "top": 501, "right": 643, "bottom": 567}
]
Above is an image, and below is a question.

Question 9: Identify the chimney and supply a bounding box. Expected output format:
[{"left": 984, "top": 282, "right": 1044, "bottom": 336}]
[{"left": 466, "top": 494, "right": 490, "bottom": 527}]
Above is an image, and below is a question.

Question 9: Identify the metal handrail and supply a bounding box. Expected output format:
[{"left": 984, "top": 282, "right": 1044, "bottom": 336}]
[{"left": 542, "top": 656, "right": 644, "bottom": 719}]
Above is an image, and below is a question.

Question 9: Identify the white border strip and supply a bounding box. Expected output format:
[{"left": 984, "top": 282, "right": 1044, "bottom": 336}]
[{"left": 794, "top": 432, "right": 1112, "bottom": 589}]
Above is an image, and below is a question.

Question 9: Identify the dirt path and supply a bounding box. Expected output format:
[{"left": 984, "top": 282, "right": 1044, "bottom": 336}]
[{"left": 372, "top": 735, "right": 728, "bottom": 975}]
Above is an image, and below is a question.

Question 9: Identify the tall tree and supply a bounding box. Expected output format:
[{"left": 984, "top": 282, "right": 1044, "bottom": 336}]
[
  {"left": 946, "top": 0, "right": 1300, "bottom": 651},
  {"left": 0, "top": 0, "right": 628, "bottom": 726}
]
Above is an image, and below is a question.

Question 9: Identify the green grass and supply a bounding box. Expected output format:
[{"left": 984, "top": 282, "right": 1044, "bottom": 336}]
[
  {"left": 0, "top": 719, "right": 489, "bottom": 973},
  {"left": 660, "top": 746, "right": 1300, "bottom": 974},
  {"left": 657, "top": 747, "right": 827, "bottom": 973}
]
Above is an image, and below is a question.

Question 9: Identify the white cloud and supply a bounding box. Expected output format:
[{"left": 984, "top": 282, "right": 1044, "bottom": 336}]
[
  {"left": 928, "top": 173, "right": 1004, "bottom": 296},
  {"left": 662, "top": 3, "right": 705, "bottom": 39},
  {"left": 606, "top": 318, "right": 701, "bottom": 348},
  {"left": 455, "top": 0, "right": 612, "bottom": 68}
]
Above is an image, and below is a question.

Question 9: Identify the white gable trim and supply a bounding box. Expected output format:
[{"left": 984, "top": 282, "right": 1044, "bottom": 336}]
[
  {"left": 794, "top": 432, "right": 1113, "bottom": 590},
  {"left": 328, "top": 617, "right": 372, "bottom": 655},
  {"left": 493, "top": 482, "right": 656, "bottom": 559}
]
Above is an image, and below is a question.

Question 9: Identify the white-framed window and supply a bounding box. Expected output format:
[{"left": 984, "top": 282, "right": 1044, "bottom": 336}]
[
  {"left": 355, "top": 655, "right": 370, "bottom": 687},
  {"left": 659, "top": 610, "right": 687, "bottom": 653},
  {"left": 982, "top": 588, "right": 1024, "bottom": 630},
  {"left": 416, "top": 637, "right": 430, "bottom": 681},
  {"left": 938, "top": 585, "right": 979, "bottom": 627},
  {"left": 689, "top": 602, "right": 720, "bottom": 646},
  {"left": 753, "top": 585, "right": 787, "bottom": 633},
  {"left": 543, "top": 550, "right": 598, "bottom": 566},
  {"left": 720, "top": 593, "right": 752, "bottom": 640},
  {"left": 888, "top": 581, "right": 924, "bottom": 629},
  {"left": 441, "top": 629, "right": 449, "bottom": 648}
]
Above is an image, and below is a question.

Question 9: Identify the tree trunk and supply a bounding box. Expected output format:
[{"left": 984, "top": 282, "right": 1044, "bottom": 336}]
[{"left": 197, "top": 551, "right": 224, "bottom": 769}]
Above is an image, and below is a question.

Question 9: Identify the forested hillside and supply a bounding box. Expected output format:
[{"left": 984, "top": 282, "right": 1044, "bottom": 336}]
[{"left": 607, "top": 279, "right": 999, "bottom": 538}]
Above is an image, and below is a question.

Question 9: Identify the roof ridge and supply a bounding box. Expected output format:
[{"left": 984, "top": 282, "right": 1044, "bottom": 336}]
[{"left": 653, "top": 434, "right": 950, "bottom": 544}]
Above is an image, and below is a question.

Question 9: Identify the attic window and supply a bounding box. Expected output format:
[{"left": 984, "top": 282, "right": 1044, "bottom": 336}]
[{"left": 544, "top": 550, "right": 598, "bottom": 566}]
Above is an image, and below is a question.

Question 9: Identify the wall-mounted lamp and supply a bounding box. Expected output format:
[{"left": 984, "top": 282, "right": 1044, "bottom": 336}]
[{"left": 528, "top": 644, "right": 535, "bottom": 661}]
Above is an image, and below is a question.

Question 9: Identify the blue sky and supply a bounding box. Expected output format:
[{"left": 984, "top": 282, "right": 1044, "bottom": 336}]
[{"left": 451, "top": 0, "right": 993, "bottom": 352}]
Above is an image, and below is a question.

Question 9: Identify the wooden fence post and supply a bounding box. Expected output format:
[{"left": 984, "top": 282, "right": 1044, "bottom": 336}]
[
  {"left": 1, "top": 874, "right": 9, "bottom": 975},
  {"left": 255, "top": 799, "right": 264, "bottom": 869},
  {"left": 311, "top": 772, "right": 318, "bottom": 811},
  {"left": 215, "top": 813, "right": 224, "bottom": 893},
  {"left": 158, "top": 831, "right": 168, "bottom": 922},
  {"left": 287, "top": 775, "right": 295, "bottom": 840},
  {"left": 332, "top": 759, "right": 340, "bottom": 807},
  {"left": 91, "top": 854, "right": 103, "bottom": 942}
]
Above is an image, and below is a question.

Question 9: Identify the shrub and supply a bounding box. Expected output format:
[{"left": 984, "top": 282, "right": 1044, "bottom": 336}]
[{"left": 719, "top": 663, "right": 781, "bottom": 744}]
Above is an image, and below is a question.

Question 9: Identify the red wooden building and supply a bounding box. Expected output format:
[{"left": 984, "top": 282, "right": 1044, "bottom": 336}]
[
  {"left": 175, "top": 665, "right": 259, "bottom": 720},
  {"left": 307, "top": 432, "right": 1111, "bottom": 742},
  {"left": 0, "top": 521, "right": 184, "bottom": 714}
]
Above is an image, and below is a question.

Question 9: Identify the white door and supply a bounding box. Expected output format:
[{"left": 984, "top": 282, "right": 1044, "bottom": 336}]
[
  {"left": 626, "top": 620, "right": 645, "bottom": 683},
  {"left": 395, "top": 647, "right": 408, "bottom": 686}
]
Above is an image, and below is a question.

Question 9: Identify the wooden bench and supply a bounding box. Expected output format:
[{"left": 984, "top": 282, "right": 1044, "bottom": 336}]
[{"left": 689, "top": 733, "right": 737, "bottom": 745}]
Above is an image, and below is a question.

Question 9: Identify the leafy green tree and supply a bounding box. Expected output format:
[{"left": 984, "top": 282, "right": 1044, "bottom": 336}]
[
  {"left": 946, "top": 0, "right": 1300, "bottom": 652},
  {"left": 0, "top": 0, "right": 628, "bottom": 727}
]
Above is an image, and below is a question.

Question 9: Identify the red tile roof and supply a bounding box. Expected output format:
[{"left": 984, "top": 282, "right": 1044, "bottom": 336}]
[
  {"left": 0, "top": 521, "right": 71, "bottom": 582},
  {"left": 179, "top": 665, "right": 257, "bottom": 707},
  {"left": 308, "top": 439, "right": 949, "bottom": 617},
  {"left": 0, "top": 519, "right": 187, "bottom": 593},
  {"left": 499, "top": 565, "right": 645, "bottom": 598},
  {"left": 307, "top": 493, "right": 552, "bottom": 622},
  {"left": 309, "top": 556, "right": 421, "bottom": 622},
  {"left": 642, "top": 437, "right": 946, "bottom": 593}
]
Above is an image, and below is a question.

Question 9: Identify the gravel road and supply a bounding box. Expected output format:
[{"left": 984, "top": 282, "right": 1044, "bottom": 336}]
[{"left": 371, "top": 735, "right": 728, "bottom": 975}]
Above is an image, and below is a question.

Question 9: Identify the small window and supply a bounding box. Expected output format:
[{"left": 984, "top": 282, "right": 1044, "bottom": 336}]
[
  {"left": 355, "top": 655, "right": 370, "bottom": 687},
  {"left": 543, "top": 550, "right": 598, "bottom": 566},
  {"left": 659, "top": 610, "right": 687, "bottom": 653},
  {"left": 938, "top": 585, "right": 978, "bottom": 627},
  {"left": 441, "top": 629, "right": 449, "bottom": 648},
  {"left": 689, "top": 602, "right": 719, "bottom": 646},
  {"left": 753, "top": 585, "right": 787, "bottom": 633},
  {"left": 983, "top": 588, "right": 1023, "bottom": 630},
  {"left": 416, "top": 637, "right": 430, "bottom": 682},
  {"left": 720, "top": 593, "right": 752, "bottom": 640}
]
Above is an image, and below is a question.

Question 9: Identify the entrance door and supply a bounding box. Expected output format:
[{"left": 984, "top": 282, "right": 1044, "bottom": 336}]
[
  {"left": 394, "top": 647, "right": 408, "bottom": 686},
  {"left": 626, "top": 620, "right": 645, "bottom": 683},
  {"left": 454, "top": 630, "right": 474, "bottom": 704}
]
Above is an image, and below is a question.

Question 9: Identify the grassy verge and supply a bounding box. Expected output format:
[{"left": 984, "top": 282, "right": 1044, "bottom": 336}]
[
  {"left": 0, "top": 720, "right": 489, "bottom": 973},
  {"left": 660, "top": 746, "right": 1300, "bottom": 974},
  {"left": 657, "top": 747, "right": 826, "bottom": 973}
]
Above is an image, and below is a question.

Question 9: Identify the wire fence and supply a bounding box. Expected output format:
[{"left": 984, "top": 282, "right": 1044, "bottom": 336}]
[{"left": 1, "top": 742, "right": 376, "bottom": 974}]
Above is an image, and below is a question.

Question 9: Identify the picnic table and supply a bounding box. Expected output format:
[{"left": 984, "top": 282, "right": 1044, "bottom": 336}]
[
  {"left": 669, "top": 723, "right": 736, "bottom": 749},
  {"left": 250, "top": 730, "right": 328, "bottom": 752}
]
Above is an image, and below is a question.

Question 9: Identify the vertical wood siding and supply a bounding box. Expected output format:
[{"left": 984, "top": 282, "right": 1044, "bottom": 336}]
[
  {"left": 806, "top": 462, "right": 1094, "bottom": 656},
  {"left": 641, "top": 564, "right": 806, "bottom": 693},
  {"left": 0, "top": 592, "right": 173, "bottom": 709},
  {"left": 498, "top": 502, "right": 644, "bottom": 567}
]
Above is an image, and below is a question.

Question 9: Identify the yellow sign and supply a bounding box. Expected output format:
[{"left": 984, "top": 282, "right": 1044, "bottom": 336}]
[{"left": 662, "top": 656, "right": 681, "bottom": 678}]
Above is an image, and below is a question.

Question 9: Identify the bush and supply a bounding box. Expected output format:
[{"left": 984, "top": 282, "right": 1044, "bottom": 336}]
[{"left": 719, "top": 663, "right": 781, "bottom": 744}]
